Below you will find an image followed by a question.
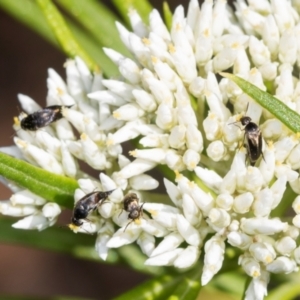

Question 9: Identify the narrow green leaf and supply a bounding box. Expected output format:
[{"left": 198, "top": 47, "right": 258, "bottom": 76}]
[
  {"left": 113, "top": 274, "right": 182, "bottom": 300},
  {"left": 265, "top": 282, "right": 300, "bottom": 300},
  {"left": 0, "top": 0, "right": 57, "bottom": 45},
  {"left": 221, "top": 72, "right": 300, "bottom": 133},
  {"left": 163, "top": 2, "right": 173, "bottom": 31},
  {"left": 36, "top": 0, "right": 97, "bottom": 71},
  {"left": 56, "top": 0, "right": 131, "bottom": 57},
  {"left": 112, "top": 0, "right": 152, "bottom": 26},
  {"left": 167, "top": 267, "right": 201, "bottom": 300},
  {"left": 0, "top": 152, "right": 78, "bottom": 208}
]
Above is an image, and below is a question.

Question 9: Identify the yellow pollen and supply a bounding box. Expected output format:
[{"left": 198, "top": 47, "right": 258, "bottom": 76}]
[
  {"left": 134, "top": 219, "right": 141, "bottom": 225},
  {"left": 250, "top": 68, "right": 258, "bottom": 75},
  {"left": 231, "top": 42, "right": 239, "bottom": 49},
  {"left": 265, "top": 255, "right": 273, "bottom": 263},
  {"left": 129, "top": 150, "right": 137, "bottom": 157},
  {"left": 57, "top": 87, "right": 64, "bottom": 95},
  {"left": 149, "top": 209, "right": 157, "bottom": 216},
  {"left": 175, "top": 23, "right": 181, "bottom": 31},
  {"left": 175, "top": 170, "right": 182, "bottom": 181},
  {"left": 203, "top": 28, "right": 210, "bottom": 37},
  {"left": 68, "top": 223, "right": 80, "bottom": 233},
  {"left": 14, "top": 116, "right": 20, "bottom": 126},
  {"left": 142, "top": 37, "right": 150, "bottom": 45},
  {"left": 81, "top": 133, "right": 88, "bottom": 141},
  {"left": 168, "top": 44, "right": 176, "bottom": 53},
  {"left": 252, "top": 270, "right": 260, "bottom": 278},
  {"left": 113, "top": 111, "right": 120, "bottom": 119},
  {"left": 151, "top": 56, "right": 158, "bottom": 63},
  {"left": 106, "top": 139, "right": 114, "bottom": 146}
]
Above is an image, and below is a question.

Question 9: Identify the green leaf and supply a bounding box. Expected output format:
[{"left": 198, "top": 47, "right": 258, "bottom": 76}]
[
  {"left": 56, "top": 0, "right": 131, "bottom": 57},
  {"left": 220, "top": 72, "right": 300, "bottom": 133},
  {"left": 163, "top": 2, "right": 172, "bottom": 31},
  {"left": 265, "top": 282, "right": 300, "bottom": 300},
  {"left": 113, "top": 274, "right": 182, "bottom": 300},
  {"left": 167, "top": 267, "right": 201, "bottom": 300},
  {"left": 112, "top": 0, "right": 152, "bottom": 26},
  {"left": 0, "top": 152, "right": 78, "bottom": 208},
  {"left": 36, "top": 0, "right": 97, "bottom": 71},
  {"left": 0, "top": 0, "right": 57, "bottom": 45}
]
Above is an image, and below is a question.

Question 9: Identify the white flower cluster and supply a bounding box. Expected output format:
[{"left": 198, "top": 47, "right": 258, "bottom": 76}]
[{"left": 3, "top": 0, "right": 300, "bottom": 299}]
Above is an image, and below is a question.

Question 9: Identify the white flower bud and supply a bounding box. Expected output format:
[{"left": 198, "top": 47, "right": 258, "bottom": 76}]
[
  {"left": 241, "top": 217, "right": 288, "bottom": 235},
  {"left": 107, "top": 225, "right": 142, "bottom": 248},
  {"left": 213, "top": 47, "right": 236, "bottom": 72},
  {"left": 279, "top": 30, "right": 297, "bottom": 65},
  {"left": 240, "top": 255, "right": 261, "bottom": 277},
  {"left": 0, "top": 201, "right": 37, "bottom": 217},
  {"left": 173, "top": 245, "right": 200, "bottom": 269},
  {"left": 147, "top": 78, "right": 174, "bottom": 105},
  {"left": 293, "top": 196, "right": 300, "bottom": 214},
  {"left": 149, "top": 9, "right": 170, "bottom": 41},
  {"left": 182, "top": 149, "right": 200, "bottom": 171},
  {"left": 80, "top": 133, "right": 106, "bottom": 170},
  {"left": 165, "top": 151, "right": 185, "bottom": 171},
  {"left": 207, "top": 140, "right": 227, "bottom": 162},
  {"left": 95, "top": 232, "right": 111, "bottom": 261},
  {"left": 12, "top": 213, "right": 50, "bottom": 231},
  {"left": 293, "top": 246, "right": 300, "bottom": 264},
  {"left": 118, "top": 158, "right": 157, "bottom": 179},
  {"left": 274, "top": 136, "right": 298, "bottom": 163},
  {"left": 151, "top": 233, "right": 184, "bottom": 257},
  {"left": 202, "top": 236, "right": 225, "bottom": 285},
  {"left": 275, "top": 164, "right": 298, "bottom": 182},
  {"left": 10, "top": 190, "right": 46, "bottom": 206},
  {"left": 113, "top": 103, "right": 144, "bottom": 121},
  {"left": 249, "top": 242, "right": 276, "bottom": 264},
  {"left": 164, "top": 178, "right": 182, "bottom": 207},
  {"left": 258, "top": 62, "right": 278, "bottom": 81},
  {"left": 130, "top": 148, "right": 169, "bottom": 164},
  {"left": 88, "top": 90, "right": 127, "bottom": 106},
  {"left": 145, "top": 248, "right": 183, "bottom": 266},
  {"left": 242, "top": 167, "right": 264, "bottom": 193},
  {"left": 18, "top": 94, "right": 41, "bottom": 113},
  {"left": 207, "top": 208, "right": 230, "bottom": 231},
  {"left": 129, "top": 174, "right": 159, "bottom": 190},
  {"left": 245, "top": 270, "right": 270, "bottom": 300},
  {"left": 233, "top": 192, "right": 254, "bottom": 214},
  {"left": 98, "top": 201, "right": 116, "bottom": 219},
  {"left": 132, "top": 89, "right": 157, "bottom": 112},
  {"left": 259, "top": 144, "right": 275, "bottom": 185},
  {"left": 216, "top": 194, "right": 234, "bottom": 211},
  {"left": 194, "top": 166, "right": 222, "bottom": 192},
  {"left": 189, "top": 76, "right": 205, "bottom": 98},
  {"left": 156, "top": 103, "right": 176, "bottom": 130},
  {"left": 219, "top": 170, "right": 236, "bottom": 194},
  {"left": 61, "top": 141, "right": 77, "bottom": 178},
  {"left": 292, "top": 214, "right": 300, "bottom": 228},
  {"left": 139, "top": 134, "right": 169, "bottom": 148},
  {"left": 271, "top": 176, "right": 287, "bottom": 209},
  {"left": 176, "top": 214, "right": 201, "bottom": 246},
  {"left": 42, "top": 203, "right": 61, "bottom": 221},
  {"left": 203, "top": 112, "right": 222, "bottom": 140},
  {"left": 249, "top": 36, "right": 270, "bottom": 67},
  {"left": 137, "top": 232, "right": 155, "bottom": 257},
  {"left": 287, "top": 143, "right": 300, "bottom": 170},
  {"left": 253, "top": 188, "right": 273, "bottom": 217},
  {"left": 227, "top": 231, "right": 252, "bottom": 250},
  {"left": 168, "top": 125, "right": 186, "bottom": 149},
  {"left": 262, "top": 15, "right": 279, "bottom": 57},
  {"left": 185, "top": 124, "right": 204, "bottom": 152},
  {"left": 284, "top": 225, "right": 299, "bottom": 240},
  {"left": 266, "top": 257, "right": 297, "bottom": 274},
  {"left": 182, "top": 193, "right": 201, "bottom": 227},
  {"left": 275, "top": 236, "right": 297, "bottom": 256}
]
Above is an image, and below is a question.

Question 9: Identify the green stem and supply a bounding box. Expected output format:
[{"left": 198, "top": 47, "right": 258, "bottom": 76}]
[{"left": 36, "top": 0, "right": 97, "bottom": 71}]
